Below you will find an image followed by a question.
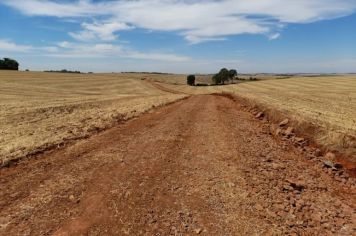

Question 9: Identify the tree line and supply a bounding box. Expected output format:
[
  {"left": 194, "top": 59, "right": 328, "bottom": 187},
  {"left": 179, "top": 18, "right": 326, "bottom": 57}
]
[
  {"left": 44, "top": 69, "right": 81, "bottom": 74},
  {"left": 187, "top": 68, "right": 237, "bottom": 86},
  {"left": 0, "top": 58, "right": 19, "bottom": 70}
]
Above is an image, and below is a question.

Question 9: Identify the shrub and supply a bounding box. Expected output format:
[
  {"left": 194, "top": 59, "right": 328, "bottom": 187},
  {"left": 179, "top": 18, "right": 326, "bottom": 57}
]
[{"left": 187, "top": 74, "right": 195, "bottom": 86}]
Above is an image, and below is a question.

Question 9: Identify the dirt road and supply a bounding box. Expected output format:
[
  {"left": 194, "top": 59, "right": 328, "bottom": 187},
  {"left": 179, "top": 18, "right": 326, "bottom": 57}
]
[{"left": 0, "top": 95, "right": 355, "bottom": 235}]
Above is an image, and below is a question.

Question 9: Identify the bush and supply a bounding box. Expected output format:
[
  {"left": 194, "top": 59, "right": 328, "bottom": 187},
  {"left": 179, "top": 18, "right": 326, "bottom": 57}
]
[
  {"left": 0, "top": 58, "right": 19, "bottom": 70},
  {"left": 187, "top": 74, "right": 195, "bottom": 86}
]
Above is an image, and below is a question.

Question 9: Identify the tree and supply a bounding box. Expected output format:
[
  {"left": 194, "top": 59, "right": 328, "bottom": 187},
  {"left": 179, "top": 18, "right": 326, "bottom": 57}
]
[
  {"left": 212, "top": 74, "right": 221, "bottom": 85},
  {"left": 0, "top": 58, "right": 19, "bottom": 70},
  {"left": 212, "top": 68, "right": 238, "bottom": 85},
  {"left": 229, "top": 69, "right": 237, "bottom": 82},
  {"left": 218, "top": 68, "right": 230, "bottom": 84},
  {"left": 187, "top": 74, "right": 195, "bottom": 86}
]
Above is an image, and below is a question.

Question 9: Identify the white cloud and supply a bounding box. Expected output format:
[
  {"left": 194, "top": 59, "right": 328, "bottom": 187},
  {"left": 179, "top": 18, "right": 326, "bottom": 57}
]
[
  {"left": 69, "top": 21, "right": 133, "bottom": 41},
  {"left": 57, "top": 41, "right": 72, "bottom": 48},
  {"left": 0, "top": 39, "right": 33, "bottom": 52},
  {"left": 185, "top": 35, "right": 227, "bottom": 44},
  {"left": 2, "top": 0, "right": 356, "bottom": 43},
  {"left": 0, "top": 0, "right": 101, "bottom": 17},
  {"left": 0, "top": 38, "right": 188, "bottom": 62},
  {"left": 126, "top": 52, "right": 189, "bottom": 62},
  {"left": 52, "top": 41, "right": 189, "bottom": 61},
  {"left": 268, "top": 33, "right": 281, "bottom": 40},
  {"left": 68, "top": 30, "right": 96, "bottom": 41}
]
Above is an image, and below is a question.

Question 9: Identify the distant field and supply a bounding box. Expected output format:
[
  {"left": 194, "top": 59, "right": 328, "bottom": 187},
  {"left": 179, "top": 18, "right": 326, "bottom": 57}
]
[
  {"left": 162, "top": 75, "right": 356, "bottom": 158},
  {"left": 0, "top": 71, "right": 186, "bottom": 165}
]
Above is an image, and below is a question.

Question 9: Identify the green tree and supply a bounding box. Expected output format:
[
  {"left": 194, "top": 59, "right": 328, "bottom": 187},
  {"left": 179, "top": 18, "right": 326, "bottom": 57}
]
[
  {"left": 212, "top": 68, "right": 238, "bottom": 85},
  {"left": 212, "top": 74, "right": 221, "bottom": 85},
  {"left": 229, "top": 69, "right": 237, "bottom": 82},
  {"left": 0, "top": 58, "right": 19, "bottom": 70},
  {"left": 218, "top": 68, "right": 230, "bottom": 84},
  {"left": 187, "top": 74, "right": 195, "bottom": 86}
]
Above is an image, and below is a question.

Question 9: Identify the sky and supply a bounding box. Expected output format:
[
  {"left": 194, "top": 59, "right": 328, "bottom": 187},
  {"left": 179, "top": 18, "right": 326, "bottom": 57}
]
[{"left": 0, "top": 0, "right": 356, "bottom": 73}]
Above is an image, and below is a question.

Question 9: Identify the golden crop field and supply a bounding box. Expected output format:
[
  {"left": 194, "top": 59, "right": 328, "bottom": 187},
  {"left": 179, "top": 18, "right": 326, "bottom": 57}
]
[{"left": 0, "top": 71, "right": 187, "bottom": 165}]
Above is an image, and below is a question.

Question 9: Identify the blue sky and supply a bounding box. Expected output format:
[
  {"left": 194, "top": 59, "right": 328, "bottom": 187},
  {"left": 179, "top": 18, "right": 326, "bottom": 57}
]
[{"left": 0, "top": 0, "right": 356, "bottom": 73}]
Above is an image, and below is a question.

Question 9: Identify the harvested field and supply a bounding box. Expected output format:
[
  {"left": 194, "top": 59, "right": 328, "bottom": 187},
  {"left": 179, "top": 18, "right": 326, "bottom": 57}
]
[
  {"left": 0, "top": 71, "right": 186, "bottom": 165},
  {"left": 229, "top": 76, "right": 356, "bottom": 159},
  {"left": 1, "top": 72, "right": 355, "bottom": 235},
  {"left": 161, "top": 76, "right": 356, "bottom": 162}
]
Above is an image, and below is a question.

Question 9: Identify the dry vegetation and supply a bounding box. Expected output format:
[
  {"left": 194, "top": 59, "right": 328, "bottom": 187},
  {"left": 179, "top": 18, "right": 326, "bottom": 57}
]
[
  {"left": 0, "top": 71, "right": 186, "bottom": 165},
  {"left": 161, "top": 75, "right": 356, "bottom": 159},
  {"left": 2, "top": 71, "right": 355, "bottom": 165}
]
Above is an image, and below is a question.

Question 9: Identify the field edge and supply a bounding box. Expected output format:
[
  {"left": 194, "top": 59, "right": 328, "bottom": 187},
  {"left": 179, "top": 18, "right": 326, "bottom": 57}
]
[
  {"left": 220, "top": 92, "right": 356, "bottom": 173},
  {"left": 1, "top": 95, "right": 190, "bottom": 168}
]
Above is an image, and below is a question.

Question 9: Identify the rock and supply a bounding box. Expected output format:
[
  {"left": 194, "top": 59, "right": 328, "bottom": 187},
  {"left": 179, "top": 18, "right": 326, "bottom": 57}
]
[
  {"left": 295, "top": 137, "right": 305, "bottom": 143},
  {"left": 286, "top": 179, "right": 305, "bottom": 192},
  {"left": 323, "top": 160, "right": 334, "bottom": 168},
  {"left": 194, "top": 228, "right": 203, "bottom": 234},
  {"left": 255, "top": 112, "right": 264, "bottom": 119},
  {"left": 279, "top": 119, "right": 289, "bottom": 127},
  {"left": 284, "top": 127, "right": 294, "bottom": 137},
  {"left": 275, "top": 128, "right": 282, "bottom": 136},
  {"left": 69, "top": 195, "right": 75, "bottom": 201},
  {"left": 334, "top": 162, "right": 343, "bottom": 169}
]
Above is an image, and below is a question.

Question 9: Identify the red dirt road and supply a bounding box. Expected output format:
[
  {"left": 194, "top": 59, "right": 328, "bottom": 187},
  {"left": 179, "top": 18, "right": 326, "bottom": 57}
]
[{"left": 0, "top": 95, "right": 355, "bottom": 235}]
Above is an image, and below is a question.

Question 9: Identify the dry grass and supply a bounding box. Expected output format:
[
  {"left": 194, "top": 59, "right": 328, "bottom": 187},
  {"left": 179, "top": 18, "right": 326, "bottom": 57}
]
[
  {"left": 2, "top": 71, "right": 355, "bottom": 165},
  {"left": 229, "top": 76, "right": 356, "bottom": 157},
  {"left": 0, "top": 71, "right": 186, "bottom": 165},
  {"left": 160, "top": 75, "right": 356, "bottom": 158}
]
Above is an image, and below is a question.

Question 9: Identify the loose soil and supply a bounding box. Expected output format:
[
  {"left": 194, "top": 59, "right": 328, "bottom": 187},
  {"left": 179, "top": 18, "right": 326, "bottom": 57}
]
[{"left": 0, "top": 95, "right": 355, "bottom": 235}]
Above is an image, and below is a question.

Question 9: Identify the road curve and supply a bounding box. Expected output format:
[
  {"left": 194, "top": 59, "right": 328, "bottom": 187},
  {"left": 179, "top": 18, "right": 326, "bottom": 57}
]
[{"left": 0, "top": 95, "right": 355, "bottom": 235}]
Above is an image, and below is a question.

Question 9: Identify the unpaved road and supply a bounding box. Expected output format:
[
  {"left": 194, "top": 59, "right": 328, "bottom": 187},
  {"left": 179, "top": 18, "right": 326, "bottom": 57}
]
[{"left": 0, "top": 95, "right": 355, "bottom": 235}]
